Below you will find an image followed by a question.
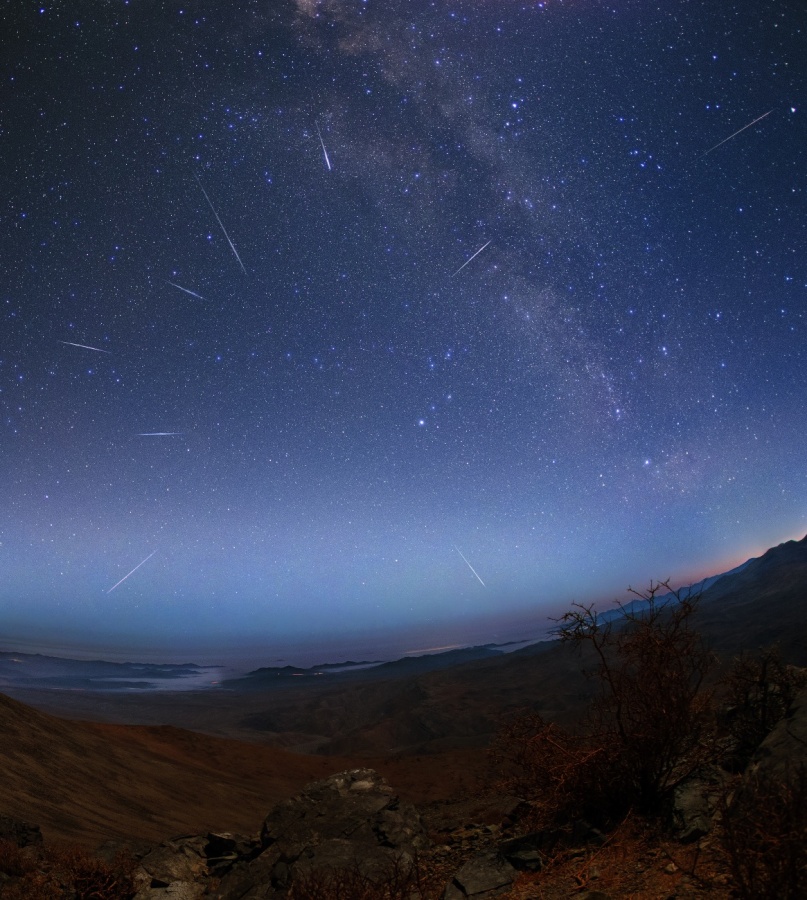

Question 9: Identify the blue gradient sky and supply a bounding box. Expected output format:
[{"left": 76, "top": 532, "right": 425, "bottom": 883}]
[{"left": 1, "top": 1, "right": 805, "bottom": 665}]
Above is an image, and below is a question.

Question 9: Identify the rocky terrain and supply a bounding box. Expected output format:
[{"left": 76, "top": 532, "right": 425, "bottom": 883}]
[
  {"left": 3, "top": 686, "right": 806, "bottom": 898},
  {"left": 1, "top": 535, "right": 806, "bottom": 896}
]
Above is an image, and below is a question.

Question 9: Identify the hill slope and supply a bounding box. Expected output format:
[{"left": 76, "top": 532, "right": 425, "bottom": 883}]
[
  {"left": 696, "top": 533, "right": 807, "bottom": 662},
  {"left": 0, "top": 692, "right": 490, "bottom": 846},
  {"left": 0, "top": 691, "right": 356, "bottom": 845}
]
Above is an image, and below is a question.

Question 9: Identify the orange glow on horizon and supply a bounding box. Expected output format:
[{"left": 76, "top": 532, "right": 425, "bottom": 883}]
[{"left": 677, "top": 527, "right": 807, "bottom": 588}]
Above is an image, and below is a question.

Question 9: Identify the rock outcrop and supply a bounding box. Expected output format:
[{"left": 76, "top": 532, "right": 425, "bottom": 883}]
[
  {"left": 671, "top": 766, "right": 729, "bottom": 844},
  {"left": 215, "top": 767, "right": 428, "bottom": 898},
  {"left": 443, "top": 850, "right": 518, "bottom": 899},
  {"left": 124, "top": 768, "right": 428, "bottom": 899},
  {"left": 749, "top": 684, "right": 807, "bottom": 781}
]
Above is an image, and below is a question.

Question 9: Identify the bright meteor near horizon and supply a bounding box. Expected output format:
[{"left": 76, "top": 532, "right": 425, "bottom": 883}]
[
  {"left": 454, "top": 545, "right": 486, "bottom": 587},
  {"left": 106, "top": 551, "right": 157, "bottom": 594}
]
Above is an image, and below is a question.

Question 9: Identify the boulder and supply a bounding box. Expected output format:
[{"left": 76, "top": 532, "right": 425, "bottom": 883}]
[
  {"left": 215, "top": 768, "right": 428, "bottom": 899},
  {"left": 260, "top": 767, "right": 426, "bottom": 852},
  {"left": 443, "top": 850, "right": 517, "bottom": 899},
  {"left": 671, "top": 767, "right": 728, "bottom": 843},
  {"left": 750, "top": 684, "right": 807, "bottom": 781},
  {"left": 139, "top": 835, "right": 209, "bottom": 885},
  {"left": 205, "top": 833, "right": 258, "bottom": 875},
  {"left": 130, "top": 830, "right": 258, "bottom": 894},
  {"left": 498, "top": 831, "right": 550, "bottom": 872}
]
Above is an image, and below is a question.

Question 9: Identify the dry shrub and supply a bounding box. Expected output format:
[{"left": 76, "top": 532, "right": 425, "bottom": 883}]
[
  {"left": 1, "top": 872, "right": 58, "bottom": 900},
  {"left": 719, "top": 764, "right": 807, "bottom": 900},
  {"left": 0, "top": 839, "right": 38, "bottom": 879},
  {"left": 494, "top": 582, "right": 717, "bottom": 828},
  {"left": 491, "top": 715, "right": 619, "bottom": 831},
  {"left": 287, "top": 853, "right": 437, "bottom": 900},
  {"left": 55, "top": 844, "right": 136, "bottom": 900},
  {"left": 0, "top": 843, "right": 135, "bottom": 900},
  {"left": 721, "top": 646, "right": 807, "bottom": 770}
]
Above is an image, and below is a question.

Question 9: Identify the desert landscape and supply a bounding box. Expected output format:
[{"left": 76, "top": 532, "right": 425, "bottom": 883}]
[{"left": 2, "top": 535, "right": 806, "bottom": 897}]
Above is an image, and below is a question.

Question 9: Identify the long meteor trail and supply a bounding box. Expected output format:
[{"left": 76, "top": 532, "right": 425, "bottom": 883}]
[
  {"left": 106, "top": 550, "right": 156, "bottom": 594},
  {"left": 167, "top": 281, "right": 207, "bottom": 301},
  {"left": 194, "top": 175, "right": 247, "bottom": 274},
  {"left": 451, "top": 239, "right": 491, "bottom": 276},
  {"left": 700, "top": 109, "right": 773, "bottom": 158},
  {"left": 454, "top": 545, "right": 486, "bottom": 587},
  {"left": 315, "top": 123, "right": 332, "bottom": 171},
  {"left": 138, "top": 432, "right": 183, "bottom": 436},
  {"left": 58, "top": 341, "right": 111, "bottom": 354}
]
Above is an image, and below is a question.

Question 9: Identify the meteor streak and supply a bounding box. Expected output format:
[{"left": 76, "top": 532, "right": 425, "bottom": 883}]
[
  {"left": 194, "top": 175, "right": 247, "bottom": 274},
  {"left": 454, "top": 544, "right": 486, "bottom": 587},
  {"left": 451, "top": 239, "right": 492, "bottom": 276},
  {"left": 138, "top": 432, "right": 183, "bottom": 436},
  {"left": 315, "top": 123, "right": 332, "bottom": 171},
  {"left": 58, "top": 341, "right": 111, "bottom": 354},
  {"left": 106, "top": 550, "right": 156, "bottom": 594},
  {"left": 166, "top": 281, "right": 207, "bottom": 301},
  {"left": 700, "top": 109, "right": 774, "bottom": 158}
]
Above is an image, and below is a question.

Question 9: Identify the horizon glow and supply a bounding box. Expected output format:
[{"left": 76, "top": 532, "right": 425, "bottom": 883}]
[{"left": 1, "top": 2, "right": 805, "bottom": 667}]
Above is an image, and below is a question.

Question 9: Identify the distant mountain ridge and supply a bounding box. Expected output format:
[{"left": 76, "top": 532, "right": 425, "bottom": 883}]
[
  {"left": 2, "top": 533, "right": 806, "bottom": 759},
  {"left": 2, "top": 534, "right": 804, "bottom": 697},
  {"left": 695, "top": 532, "right": 807, "bottom": 662},
  {"left": 700, "top": 533, "right": 807, "bottom": 602},
  {"left": 593, "top": 557, "right": 755, "bottom": 625},
  {"left": 0, "top": 652, "right": 220, "bottom": 692},
  {"left": 584, "top": 535, "right": 806, "bottom": 660},
  {"left": 227, "top": 645, "right": 508, "bottom": 690}
]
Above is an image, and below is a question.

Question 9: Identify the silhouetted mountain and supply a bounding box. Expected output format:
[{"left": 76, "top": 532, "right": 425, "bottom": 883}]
[
  {"left": 695, "top": 533, "right": 807, "bottom": 662},
  {"left": 594, "top": 558, "right": 754, "bottom": 624},
  {"left": 700, "top": 534, "right": 807, "bottom": 604},
  {"left": 365, "top": 645, "right": 505, "bottom": 675},
  {"left": 311, "top": 660, "right": 385, "bottom": 669}
]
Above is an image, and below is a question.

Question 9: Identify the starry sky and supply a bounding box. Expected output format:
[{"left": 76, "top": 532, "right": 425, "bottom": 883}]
[{"left": 2, "top": 1, "right": 805, "bottom": 666}]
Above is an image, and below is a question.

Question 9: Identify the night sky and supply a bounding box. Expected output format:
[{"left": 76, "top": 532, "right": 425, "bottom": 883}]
[{"left": 2, "top": 1, "right": 805, "bottom": 666}]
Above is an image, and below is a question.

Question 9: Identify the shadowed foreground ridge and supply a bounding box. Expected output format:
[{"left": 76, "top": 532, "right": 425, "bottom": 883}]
[{"left": 2, "top": 686, "right": 806, "bottom": 898}]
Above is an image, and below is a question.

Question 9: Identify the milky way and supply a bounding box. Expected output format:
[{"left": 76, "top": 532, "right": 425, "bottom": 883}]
[{"left": 1, "top": 2, "right": 805, "bottom": 664}]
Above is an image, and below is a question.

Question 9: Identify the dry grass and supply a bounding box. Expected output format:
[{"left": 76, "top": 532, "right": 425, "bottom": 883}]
[
  {"left": 491, "top": 714, "right": 618, "bottom": 831},
  {"left": 287, "top": 853, "right": 444, "bottom": 900},
  {"left": 501, "top": 814, "right": 735, "bottom": 899},
  {"left": 492, "top": 583, "right": 718, "bottom": 830},
  {"left": 0, "top": 840, "right": 136, "bottom": 899},
  {"left": 720, "top": 646, "right": 807, "bottom": 770},
  {"left": 719, "top": 764, "right": 807, "bottom": 900}
]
